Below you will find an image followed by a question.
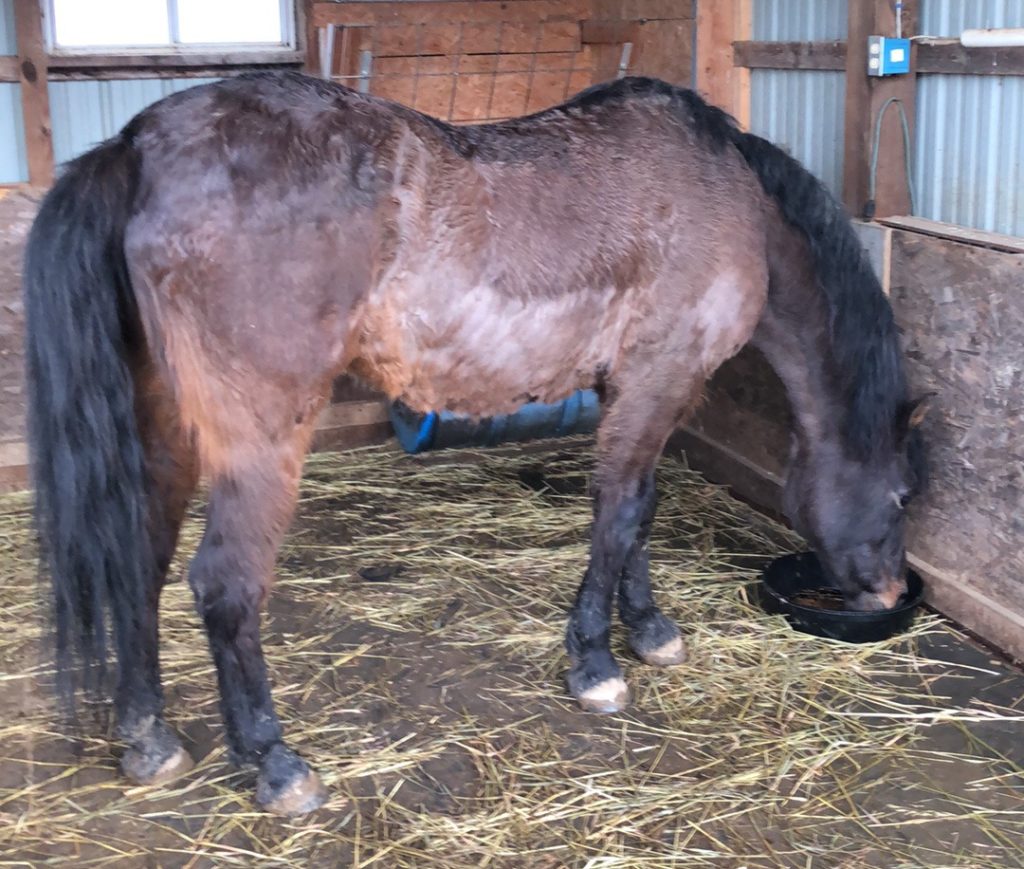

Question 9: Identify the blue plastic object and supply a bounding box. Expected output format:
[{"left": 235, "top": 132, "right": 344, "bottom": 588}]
[{"left": 389, "top": 390, "right": 601, "bottom": 454}]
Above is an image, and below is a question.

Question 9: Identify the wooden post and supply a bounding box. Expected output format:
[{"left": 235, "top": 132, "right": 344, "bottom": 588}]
[
  {"left": 13, "top": 0, "right": 53, "bottom": 187},
  {"left": 843, "top": 0, "right": 918, "bottom": 218},
  {"left": 695, "top": 0, "right": 751, "bottom": 126}
]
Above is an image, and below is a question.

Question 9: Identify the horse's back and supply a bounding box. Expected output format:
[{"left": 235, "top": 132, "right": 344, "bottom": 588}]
[
  {"left": 347, "top": 78, "right": 773, "bottom": 415},
  {"left": 120, "top": 72, "right": 771, "bottom": 442}
]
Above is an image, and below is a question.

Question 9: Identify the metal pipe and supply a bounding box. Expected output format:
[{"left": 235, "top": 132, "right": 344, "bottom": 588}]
[{"left": 961, "top": 28, "right": 1024, "bottom": 48}]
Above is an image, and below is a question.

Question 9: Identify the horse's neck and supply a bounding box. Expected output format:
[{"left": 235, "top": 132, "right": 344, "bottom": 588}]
[{"left": 751, "top": 253, "right": 843, "bottom": 457}]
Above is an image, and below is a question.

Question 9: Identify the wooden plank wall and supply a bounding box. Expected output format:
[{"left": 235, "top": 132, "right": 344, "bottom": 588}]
[{"left": 309, "top": 0, "right": 695, "bottom": 122}]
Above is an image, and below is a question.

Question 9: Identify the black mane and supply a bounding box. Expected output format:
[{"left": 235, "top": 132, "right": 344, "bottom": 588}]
[{"left": 574, "top": 77, "right": 912, "bottom": 464}]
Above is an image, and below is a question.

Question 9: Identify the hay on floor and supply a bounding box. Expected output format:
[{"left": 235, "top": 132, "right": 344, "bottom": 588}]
[{"left": 0, "top": 438, "right": 1021, "bottom": 867}]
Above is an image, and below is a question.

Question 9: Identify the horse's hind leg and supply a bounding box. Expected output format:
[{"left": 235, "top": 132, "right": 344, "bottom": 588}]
[
  {"left": 117, "top": 366, "right": 199, "bottom": 785},
  {"left": 188, "top": 436, "right": 326, "bottom": 816},
  {"left": 616, "top": 472, "right": 687, "bottom": 667}
]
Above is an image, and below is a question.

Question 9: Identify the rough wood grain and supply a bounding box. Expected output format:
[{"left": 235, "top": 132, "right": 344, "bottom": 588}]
[
  {"left": 312, "top": 1, "right": 587, "bottom": 28},
  {"left": 733, "top": 40, "right": 845, "bottom": 71},
  {"left": 695, "top": 0, "right": 750, "bottom": 125},
  {"left": 13, "top": 0, "right": 53, "bottom": 186}
]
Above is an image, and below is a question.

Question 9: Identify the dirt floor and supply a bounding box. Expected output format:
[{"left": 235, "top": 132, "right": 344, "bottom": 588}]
[
  {"left": 0, "top": 440, "right": 1021, "bottom": 867},
  {"left": 0, "top": 188, "right": 39, "bottom": 446}
]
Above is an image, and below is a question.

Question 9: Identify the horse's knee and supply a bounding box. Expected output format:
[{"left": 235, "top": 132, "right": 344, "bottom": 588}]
[{"left": 188, "top": 549, "right": 265, "bottom": 640}]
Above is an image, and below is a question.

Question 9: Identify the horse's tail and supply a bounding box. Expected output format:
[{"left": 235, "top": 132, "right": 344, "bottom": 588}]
[
  {"left": 24, "top": 133, "right": 153, "bottom": 710},
  {"left": 730, "top": 129, "right": 907, "bottom": 459}
]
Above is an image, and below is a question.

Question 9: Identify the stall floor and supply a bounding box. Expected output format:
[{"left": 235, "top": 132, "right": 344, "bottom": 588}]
[{"left": 0, "top": 441, "right": 1021, "bottom": 867}]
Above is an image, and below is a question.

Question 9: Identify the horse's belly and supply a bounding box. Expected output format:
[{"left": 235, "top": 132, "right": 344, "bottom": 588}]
[{"left": 348, "top": 283, "right": 633, "bottom": 416}]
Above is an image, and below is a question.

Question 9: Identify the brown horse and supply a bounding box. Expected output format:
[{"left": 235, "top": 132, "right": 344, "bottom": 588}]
[{"left": 24, "top": 72, "right": 928, "bottom": 815}]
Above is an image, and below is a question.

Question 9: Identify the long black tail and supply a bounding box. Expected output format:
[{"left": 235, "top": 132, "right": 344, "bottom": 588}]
[{"left": 24, "top": 134, "right": 152, "bottom": 708}]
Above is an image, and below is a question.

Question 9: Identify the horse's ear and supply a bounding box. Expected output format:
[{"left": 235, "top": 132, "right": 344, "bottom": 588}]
[{"left": 896, "top": 393, "right": 936, "bottom": 441}]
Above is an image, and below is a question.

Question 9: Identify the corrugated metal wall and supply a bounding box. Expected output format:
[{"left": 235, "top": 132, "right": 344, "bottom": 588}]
[
  {"left": 916, "top": 0, "right": 1024, "bottom": 236},
  {"left": 921, "top": 0, "right": 1024, "bottom": 35},
  {"left": 753, "top": 0, "right": 847, "bottom": 41},
  {"left": 0, "top": 0, "right": 28, "bottom": 184},
  {"left": 749, "top": 0, "right": 847, "bottom": 196},
  {"left": 48, "top": 78, "right": 218, "bottom": 167},
  {"left": 750, "top": 71, "right": 846, "bottom": 195}
]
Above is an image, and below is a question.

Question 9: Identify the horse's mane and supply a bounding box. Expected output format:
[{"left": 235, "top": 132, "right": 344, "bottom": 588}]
[{"left": 561, "top": 78, "right": 915, "bottom": 466}]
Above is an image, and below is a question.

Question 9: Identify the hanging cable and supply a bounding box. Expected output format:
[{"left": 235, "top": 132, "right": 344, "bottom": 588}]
[{"left": 865, "top": 97, "right": 917, "bottom": 219}]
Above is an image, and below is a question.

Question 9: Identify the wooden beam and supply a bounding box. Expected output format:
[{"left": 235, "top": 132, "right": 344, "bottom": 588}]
[
  {"left": 311, "top": 1, "right": 587, "bottom": 29},
  {"left": 47, "top": 49, "right": 304, "bottom": 69},
  {"left": 589, "top": 0, "right": 694, "bottom": 19},
  {"left": 695, "top": 0, "right": 751, "bottom": 126},
  {"left": 48, "top": 64, "right": 303, "bottom": 82},
  {"left": 876, "top": 216, "right": 1024, "bottom": 255},
  {"left": 843, "top": 0, "right": 918, "bottom": 219},
  {"left": 13, "top": 0, "right": 53, "bottom": 187},
  {"left": 580, "top": 20, "right": 640, "bottom": 46},
  {"left": 733, "top": 40, "right": 845, "bottom": 71},
  {"left": 917, "top": 41, "right": 1024, "bottom": 76}
]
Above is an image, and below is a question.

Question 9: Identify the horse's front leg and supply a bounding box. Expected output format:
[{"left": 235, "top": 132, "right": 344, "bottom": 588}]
[
  {"left": 189, "top": 447, "right": 326, "bottom": 816},
  {"left": 565, "top": 378, "right": 694, "bottom": 712},
  {"left": 565, "top": 477, "right": 650, "bottom": 712},
  {"left": 617, "top": 472, "right": 687, "bottom": 667}
]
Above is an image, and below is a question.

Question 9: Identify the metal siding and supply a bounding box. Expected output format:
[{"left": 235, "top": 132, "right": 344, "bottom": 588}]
[
  {"left": 750, "top": 69, "right": 846, "bottom": 196},
  {"left": 753, "top": 0, "right": 847, "bottom": 41},
  {"left": 0, "top": 82, "right": 27, "bottom": 182},
  {"left": 921, "top": 0, "right": 1024, "bottom": 36},
  {"left": 0, "top": 0, "right": 15, "bottom": 54},
  {"left": 915, "top": 74, "right": 1024, "bottom": 236},
  {"left": 48, "top": 78, "right": 218, "bottom": 166}
]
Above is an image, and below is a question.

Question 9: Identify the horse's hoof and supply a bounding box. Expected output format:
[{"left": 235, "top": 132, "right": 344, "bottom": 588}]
[
  {"left": 575, "top": 676, "right": 630, "bottom": 714},
  {"left": 256, "top": 744, "right": 327, "bottom": 817},
  {"left": 638, "top": 635, "right": 688, "bottom": 667},
  {"left": 122, "top": 741, "right": 195, "bottom": 786}
]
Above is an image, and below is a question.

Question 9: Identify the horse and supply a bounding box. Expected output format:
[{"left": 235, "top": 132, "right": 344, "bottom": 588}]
[{"left": 23, "top": 71, "right": 929, "bottom": 816}]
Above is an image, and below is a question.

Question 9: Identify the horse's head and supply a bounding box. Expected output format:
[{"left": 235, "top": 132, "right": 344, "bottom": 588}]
[{"left": 782, "top": 395, "right": 932, "bottom": 611}]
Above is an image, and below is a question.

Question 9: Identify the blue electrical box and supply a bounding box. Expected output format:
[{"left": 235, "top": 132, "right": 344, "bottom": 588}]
[{"left": 868, "top": 36, "right": 911, "bottom": 76}]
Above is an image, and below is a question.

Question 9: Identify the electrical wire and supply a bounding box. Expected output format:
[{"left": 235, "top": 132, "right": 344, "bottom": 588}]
[{"left": 865, "top": 97, "right": 917, "bottom": 219}]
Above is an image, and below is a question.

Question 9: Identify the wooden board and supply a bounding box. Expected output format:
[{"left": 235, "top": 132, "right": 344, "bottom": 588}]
[
  {"left": 312, "top": 1, "right": 587, "bottom": 28},
  {"left": 630, "top": 19, "right": 694, "bottom": 86},
  {"left": 348, "top": 20, "right": 581, "bottom": 57},
  {"left": 695, "top": 0, "right": 750, "bottom": 125},
  {"left": 877, "top": 216, "right": 1024, "bottom": 255},
  {"left": 733, "top": 40, "right": 845, "bottom": 71},
  {"left": 13, "top": 0, "right": 53, "bottom": 187},
  {"left": 917, "top": 41, "right": 1024, "bottom": 76}
]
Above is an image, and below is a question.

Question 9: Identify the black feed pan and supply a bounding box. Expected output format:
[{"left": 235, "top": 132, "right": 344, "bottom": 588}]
[{"left": 759, "top": 552, "right": 924, "bottom": 643}]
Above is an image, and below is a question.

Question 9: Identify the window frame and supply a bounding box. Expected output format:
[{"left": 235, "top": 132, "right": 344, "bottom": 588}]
[{"left": 43, "top": 0, "right": 298, "bottom": 57}]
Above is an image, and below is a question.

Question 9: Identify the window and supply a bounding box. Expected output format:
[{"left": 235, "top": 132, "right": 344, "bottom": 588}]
[{"left": 48, "top": 0, "right": 294, "bottom": 52}]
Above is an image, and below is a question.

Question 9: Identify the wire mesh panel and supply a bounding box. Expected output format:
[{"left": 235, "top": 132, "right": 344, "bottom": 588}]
[{"left": 317, "top": 11, "right": 615, "bottom": 122}]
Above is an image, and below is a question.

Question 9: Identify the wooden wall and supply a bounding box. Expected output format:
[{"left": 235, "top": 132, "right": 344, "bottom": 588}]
[
  {"left": 308, "top": 0, "right": 695, "bottom": 121},
  {"left": 674, "top": 228, "right": 1024, "bottom": 663}
]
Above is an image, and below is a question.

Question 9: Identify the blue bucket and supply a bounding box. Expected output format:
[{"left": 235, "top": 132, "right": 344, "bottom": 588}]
[{"left": 389, "top": 390, "right": 600, "bottom": 454}]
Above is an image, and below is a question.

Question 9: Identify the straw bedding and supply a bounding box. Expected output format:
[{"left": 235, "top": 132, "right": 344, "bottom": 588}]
[{"left": 0, "top": 438, "right": 1021, "bottom": 867}]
